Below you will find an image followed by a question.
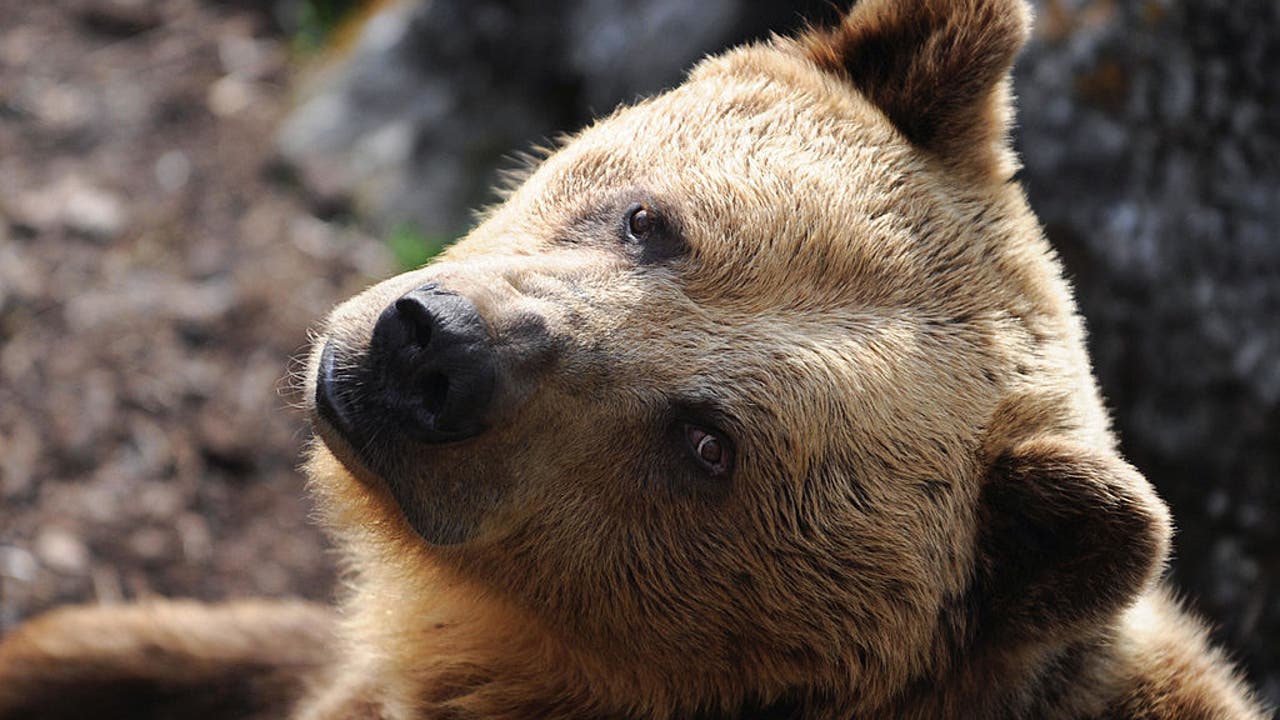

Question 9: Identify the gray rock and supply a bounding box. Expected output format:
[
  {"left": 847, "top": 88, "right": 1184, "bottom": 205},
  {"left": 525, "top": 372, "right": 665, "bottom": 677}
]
[
  {"left": 276, "top": 0, "right": 836, "bottom": 237},
  {"left": 1014, "top": 0, "right": 1279, "bottom": 701}
]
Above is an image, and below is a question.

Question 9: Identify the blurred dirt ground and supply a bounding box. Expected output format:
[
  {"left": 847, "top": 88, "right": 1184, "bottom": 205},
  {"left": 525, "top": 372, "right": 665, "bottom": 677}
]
[{"left": 0, "top": 0, "right": 393, "bottom": 628}]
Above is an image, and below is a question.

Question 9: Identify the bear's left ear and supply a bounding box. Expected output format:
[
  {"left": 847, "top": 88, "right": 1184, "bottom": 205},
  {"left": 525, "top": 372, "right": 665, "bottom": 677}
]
[
  {"left": 799, "top": 0, "right": 1031, "bottom": 178},
  {"left": 974, "top": 437, "right": 1172, "bottom": 644}
]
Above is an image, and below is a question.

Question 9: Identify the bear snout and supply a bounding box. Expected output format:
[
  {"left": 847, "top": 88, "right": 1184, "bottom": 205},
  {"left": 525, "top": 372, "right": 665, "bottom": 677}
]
[
  {"left": 371, "top": 284, "right": 499, "bottom": 442},
  {"left": 316, "top": 283, "right": 499, "bottom": 451},
  {"left": 311, "top": 275, "right": 565, "bottom": 545}
]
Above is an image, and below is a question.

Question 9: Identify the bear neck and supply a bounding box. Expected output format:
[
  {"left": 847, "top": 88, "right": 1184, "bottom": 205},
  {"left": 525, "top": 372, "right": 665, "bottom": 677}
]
[
  {"left": 339, "top": 560, "right": 1131, "bottom": 720},
  {"left": 878, "top": 631, "right": 1123, "bottom": 720}
]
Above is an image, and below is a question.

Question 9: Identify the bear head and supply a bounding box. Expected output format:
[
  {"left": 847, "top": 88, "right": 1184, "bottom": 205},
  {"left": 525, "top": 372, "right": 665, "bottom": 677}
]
[{"left": 304, "top": 0, "right": 1171, "bottom": 716}]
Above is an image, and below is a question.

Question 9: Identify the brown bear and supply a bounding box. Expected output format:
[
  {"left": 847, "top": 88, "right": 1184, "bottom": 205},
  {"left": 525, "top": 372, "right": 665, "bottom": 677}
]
[{"left": 0, "top": 0, "right": 1268, "bottom": 718}]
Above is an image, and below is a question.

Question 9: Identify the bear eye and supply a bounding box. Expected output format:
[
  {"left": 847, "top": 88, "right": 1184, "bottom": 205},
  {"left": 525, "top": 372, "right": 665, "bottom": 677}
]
[
  {"left": 684, "top": 424, "right": 733, "bottom": 477},
  {"left": 618, "top": 199, "right": 686, "bottom": 262},
  {"left": 625, "top": 203, "right": 656, "bottom": 241}
]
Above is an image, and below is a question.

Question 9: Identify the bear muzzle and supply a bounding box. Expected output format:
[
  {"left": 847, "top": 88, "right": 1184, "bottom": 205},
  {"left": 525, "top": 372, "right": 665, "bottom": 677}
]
[{"left": 309, "top": 269, "right": 566, "bottom": 544}]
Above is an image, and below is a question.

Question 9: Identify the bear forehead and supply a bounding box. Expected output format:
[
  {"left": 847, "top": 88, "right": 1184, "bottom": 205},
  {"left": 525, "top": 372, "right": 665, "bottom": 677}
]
[
  {"left": 481, "top": 45, "right": 1044, "bottom": 323},
  {"left": 539, "top": 49, "right": 910, "bottom": 206}
]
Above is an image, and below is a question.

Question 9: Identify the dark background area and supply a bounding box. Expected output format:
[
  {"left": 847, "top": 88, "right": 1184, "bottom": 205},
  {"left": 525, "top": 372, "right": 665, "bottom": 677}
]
[{"left": 0, "top": 0, "right": 1276, "bottom": 709}]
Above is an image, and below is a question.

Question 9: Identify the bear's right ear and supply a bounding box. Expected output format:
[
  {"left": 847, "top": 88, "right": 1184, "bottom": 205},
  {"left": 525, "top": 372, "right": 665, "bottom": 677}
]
[
  {"left": 798, "top": 0, "right": 1031, "bottom": 178},
  {"left": 974, "top": 437, "right": 1172, "bottom": 645}
]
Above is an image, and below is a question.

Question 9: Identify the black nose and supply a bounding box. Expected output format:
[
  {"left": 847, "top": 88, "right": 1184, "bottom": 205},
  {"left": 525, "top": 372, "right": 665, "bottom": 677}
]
[{"left": 364, "top": 284, "right": 497, "bottom": 443}]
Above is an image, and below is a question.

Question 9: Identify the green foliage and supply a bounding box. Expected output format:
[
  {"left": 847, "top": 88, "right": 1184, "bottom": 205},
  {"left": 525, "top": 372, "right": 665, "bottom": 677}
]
[
  {"left": 387, "top": 222, "right": 450, "bottom": 270},
  {"left": 292, "top": 0, "right": 362, "bottom": 54}
]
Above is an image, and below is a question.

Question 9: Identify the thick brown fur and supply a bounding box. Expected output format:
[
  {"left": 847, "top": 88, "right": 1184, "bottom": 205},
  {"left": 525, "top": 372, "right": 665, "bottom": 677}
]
[
  {"left": 0, "top": 0, "right": 1267, "bottom": 718},
  {"left": 799, "top": 0, "right": 1030, "bottom": 180},
  {"left": 0, "top": 600, "right": 333, "bottom": 719}
]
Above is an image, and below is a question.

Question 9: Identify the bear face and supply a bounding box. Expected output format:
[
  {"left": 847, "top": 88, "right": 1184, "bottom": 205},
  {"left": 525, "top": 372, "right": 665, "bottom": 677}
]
[{"left": 304, "top": 0, "right": 1173, "bottom": 716}]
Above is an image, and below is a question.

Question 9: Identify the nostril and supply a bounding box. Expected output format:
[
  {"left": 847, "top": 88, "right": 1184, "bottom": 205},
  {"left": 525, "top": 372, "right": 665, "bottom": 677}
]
[
  {"left": 422, "top": 372, "right": 449, "bottom": 418},
  {"left": 366, "top": 285, "right": 496, "bottom": 443},
  {"left": 394, "top": 295, "right": 436, "bottom": 348}
]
